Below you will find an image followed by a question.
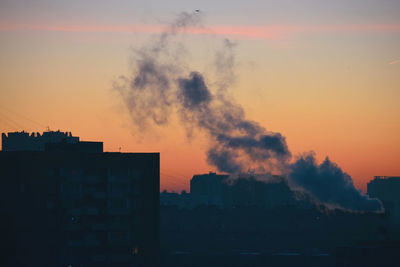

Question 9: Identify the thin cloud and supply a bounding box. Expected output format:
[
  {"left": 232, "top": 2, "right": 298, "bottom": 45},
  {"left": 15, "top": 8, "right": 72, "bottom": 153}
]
[
  {"left": 389, "top": 59, "right": 400, "bottom": 65},
  {"left": 1, "top": 22, "right": 400, "bottom": 40}
]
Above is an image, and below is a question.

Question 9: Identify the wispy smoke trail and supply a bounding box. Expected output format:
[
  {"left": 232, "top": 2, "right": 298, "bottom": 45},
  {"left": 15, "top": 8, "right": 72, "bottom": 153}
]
[
  {"left": 113, "top": 12, "right": 202, "bottom": 130},
  {"left": 115, "top": 12, "right": 382, "bottom": 212}
]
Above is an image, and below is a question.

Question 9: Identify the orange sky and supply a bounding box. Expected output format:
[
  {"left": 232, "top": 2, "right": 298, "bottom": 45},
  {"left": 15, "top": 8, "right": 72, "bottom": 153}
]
[{"left": 1, "top": 2, "right": 399, "bottom": 192}]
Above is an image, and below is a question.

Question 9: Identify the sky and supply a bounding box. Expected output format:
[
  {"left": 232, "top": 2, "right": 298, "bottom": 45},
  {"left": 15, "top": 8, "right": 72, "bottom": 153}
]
[{"left": 0, "top": 0, "right": 399, "bottom": 192}]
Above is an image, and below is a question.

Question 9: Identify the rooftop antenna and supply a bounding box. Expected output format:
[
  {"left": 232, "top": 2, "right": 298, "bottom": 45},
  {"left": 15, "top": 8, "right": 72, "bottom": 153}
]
[
  {"left": 119, "top": 147, "right": 121, "bottom": 153},
  {"left": 46, "top": 126, "right": 51, "bottom": 132}
]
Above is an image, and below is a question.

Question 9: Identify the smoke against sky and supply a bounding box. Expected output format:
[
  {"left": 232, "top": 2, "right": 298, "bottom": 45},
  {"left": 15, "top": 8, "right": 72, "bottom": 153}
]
[
  {"left": 114, "top": 11, "right": 202, "bottom": 130},
  {"left": 115, "top": 12, "right": 382, "bottom": 212},
  {"left": 289, "top": 153, "right": 382, "bottom": 212}
]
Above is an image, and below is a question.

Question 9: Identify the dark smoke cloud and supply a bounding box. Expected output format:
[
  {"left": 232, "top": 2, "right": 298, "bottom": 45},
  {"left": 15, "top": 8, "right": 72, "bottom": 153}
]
[
  {"left": 177, "top": 72, "right": 212, "bottom": 109},
  {"left": 115, "top": 12, "right": 383, "bottom": 212},
  {"left": 216, "top": 134, "right": 289, "bottom": 158},
  {"left": 176, "top": 71, "right": 290, "bottom": 174},
  {"left": 207, "top": 147, "right": 242, "bottom": 174},
  {"left": 113, "top": 11, "right": 203, "bottom": 130},
  {"left": 289, "top": 153, "right": 383, "bottom": 212}
]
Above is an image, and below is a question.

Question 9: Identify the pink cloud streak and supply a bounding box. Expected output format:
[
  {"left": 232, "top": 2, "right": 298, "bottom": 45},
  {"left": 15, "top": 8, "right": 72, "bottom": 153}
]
[
  {"left": 389, "top": 59, "right": 400, "bottom": 65},
  {"left": 1, "top": 23, "right": 400, "bottom": 40}
]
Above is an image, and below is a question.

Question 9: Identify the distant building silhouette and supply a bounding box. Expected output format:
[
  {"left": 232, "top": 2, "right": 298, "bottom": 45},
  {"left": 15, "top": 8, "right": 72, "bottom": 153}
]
[
  {"left": 190, "top": 172, "right": 228, "bottom": 207},
  {"left": 189, "top": 172, "right": 296, "bottom": 208},
  {"left": 160, "top": 190, "right": 191, "bottom": 209},
  {"left": 2, "top": 130, "right": 79, "bottom": 151},
  {"left": 0, "top": 131, "right": 159, "bottom": 267},
  {"left": 368, "top": 176, "right": 400, "bottom": 226},
  {"left": 159, "top": 174, "right": 399, "bottom": 266}
]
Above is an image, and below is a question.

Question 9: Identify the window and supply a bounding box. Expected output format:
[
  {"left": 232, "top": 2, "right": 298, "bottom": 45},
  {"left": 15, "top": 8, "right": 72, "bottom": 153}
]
[
  {"left": 132, "top": 170, "right": 142, "bottom": 181},
  {"left": 108, "top": 198, "right": 129, "bottom": 209},
  {"left": 108, "top": 231, "right": 130, "bottom": 245},
  {"left": 109, "top": 183, "right": 130, "bottom": 194},
  {"left": 63, "top": 183, "right": 82, "bottom": 194}
]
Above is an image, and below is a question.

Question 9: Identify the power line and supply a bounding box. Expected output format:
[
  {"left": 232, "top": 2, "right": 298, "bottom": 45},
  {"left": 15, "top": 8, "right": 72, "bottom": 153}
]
[
  {"left": 160, "top": 172, "right": 189, "bottom": 188},
  {"left": 161, "top": 172, "right": 189, "bottom": 183},
  {"left": 0, "top": 111, "right": 25, "bottom": 130},
  {"left": 162, "top": 169, "right": 191, "bottom": 178},
  {"left": 0, "top": 117, "right": 18, "bottom": 131},
  {"left": 0, "top": 105, "right": 46, "bottom": 129}
]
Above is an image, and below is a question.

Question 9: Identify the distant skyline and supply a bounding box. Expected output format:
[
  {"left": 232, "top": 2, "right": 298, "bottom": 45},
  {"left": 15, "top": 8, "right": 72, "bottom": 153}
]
[{"left": 1, "top": 0, "right": 399, "bottom": 192}]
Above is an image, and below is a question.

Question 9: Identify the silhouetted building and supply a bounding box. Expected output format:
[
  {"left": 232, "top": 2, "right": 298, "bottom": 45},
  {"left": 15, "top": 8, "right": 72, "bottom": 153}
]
[
  {"left": 159, "top": 174, "right": 397, "bottom": 267},
  {"left": 228, "top": 176, "right": 296, "bottom": 208},
  {"left": 2, "top": 130, "right": 79, "bottom": 151},
  {"left": 189, "top": 172, "right": 296, "bottom": 208},
  {"left": 190, "top": 172, "right": 228, "bottom": 207},
  {"left": 160, "top": 203, "right": 388, "bottom": 267},
  {"left": 46, "top": 140, "right": 103, "bottom": 153},
  {"left": 160, "top": 190, "right": 191, "bottom": 209},
  {"left": 368, "top": 176, "right": 400, "bottom": 226},
  {"left": 336, "top": 241, "right": 400, "bottom": 267},
  {"left": 0, "top": 132, "right": 159, "bottom": 267}
]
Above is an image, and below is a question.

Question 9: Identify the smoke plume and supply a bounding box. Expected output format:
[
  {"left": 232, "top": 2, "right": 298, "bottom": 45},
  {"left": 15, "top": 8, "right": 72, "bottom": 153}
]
[
  {"left": 289, "top": 153, "right": 382, "bottom": 212},
  {"left": 115, "top": 12, "right": 382, "bottom": 212}
]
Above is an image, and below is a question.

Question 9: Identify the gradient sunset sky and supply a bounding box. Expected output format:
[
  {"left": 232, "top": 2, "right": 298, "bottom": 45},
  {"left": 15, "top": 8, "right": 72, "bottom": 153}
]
[{"left": 1, "top": 0, "right": 399, "bottom": 192}]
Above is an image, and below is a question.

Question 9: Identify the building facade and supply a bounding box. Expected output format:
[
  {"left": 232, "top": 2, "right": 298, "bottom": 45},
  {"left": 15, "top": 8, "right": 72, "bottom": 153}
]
[
  {"left": 368, "top": 176, "right": 400, "bottom": 226},
  {"left": 190, "top": 172, "right": 229, "bottom": 207},
  {"left": 0, "top": 133, "right": 159, "bottom": 267},
  {"left": 190, "top": 172, "right": 296, "bottom": 209}
]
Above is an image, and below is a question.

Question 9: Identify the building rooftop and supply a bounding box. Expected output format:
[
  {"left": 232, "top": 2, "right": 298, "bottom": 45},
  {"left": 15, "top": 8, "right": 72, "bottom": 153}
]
[
  {"left": 2, "top": 130, "right": 79, "bottom": 151},
  {"left": 1, "top": 130, "right": 106, "bottom": 153},
  {"left": 370, "top": 176, "right": 400, "bottom": 182}
]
